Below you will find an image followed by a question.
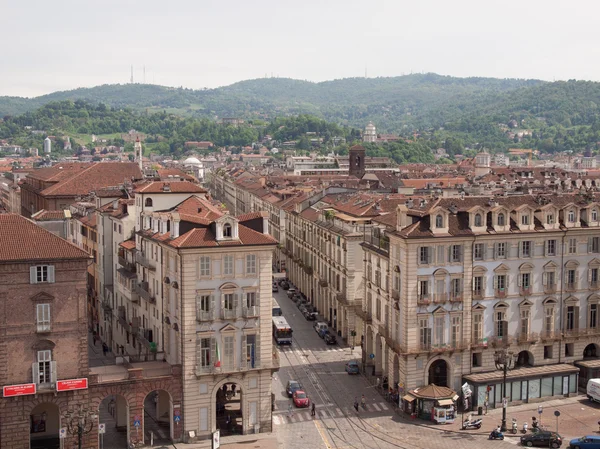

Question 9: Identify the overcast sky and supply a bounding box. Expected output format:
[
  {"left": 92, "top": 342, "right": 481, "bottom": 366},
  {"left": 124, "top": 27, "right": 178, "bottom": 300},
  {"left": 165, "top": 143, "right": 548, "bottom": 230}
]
[{"left": 3, "top": 0, "right": 598, "bottom": 97}]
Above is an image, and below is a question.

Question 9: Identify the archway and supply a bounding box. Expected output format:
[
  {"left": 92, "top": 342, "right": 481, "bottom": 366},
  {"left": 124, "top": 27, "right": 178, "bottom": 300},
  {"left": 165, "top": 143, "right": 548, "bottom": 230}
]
[
  {"left": 30, "top": 402, "right": 60, "bottom": 449},
  {"left": 98, "top": 395, "right": 129, "bottom": 449},
  {"left": 584, "top": 343, "right": 600, "bottom": 359},
  {"left": 516, "top": 350, "right": 533, "bottom": 367},
  {"left": 428, "top": 359, "right": 449, "bottom": 387},
  {"left": 144, "top": 390, "right": 172, "bottom": 445},
  {"left": 216, "top": 381, "right": 243, "bottom": 436}
]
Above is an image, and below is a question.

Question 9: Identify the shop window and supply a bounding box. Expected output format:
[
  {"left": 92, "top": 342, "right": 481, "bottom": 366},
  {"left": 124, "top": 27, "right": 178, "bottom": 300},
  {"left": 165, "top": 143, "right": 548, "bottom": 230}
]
[
  {"left": 544, "top": 345, "right": 553, "bottom": 359},
  {"left": 472, "top": 352, "right": 482, "bottom": 368}
]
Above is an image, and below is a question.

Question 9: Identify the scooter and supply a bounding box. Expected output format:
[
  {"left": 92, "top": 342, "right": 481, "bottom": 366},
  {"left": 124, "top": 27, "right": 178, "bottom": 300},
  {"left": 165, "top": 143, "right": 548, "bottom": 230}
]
[
  {"left": 461, "top": 418, "right": 482, "bottom": 430},
  {"left": 522, "top": 422, "right": 528, "bottom": 434},
  {"left": 489, "top": 429, "right": 505, "bottom": 440},
  {"left": 511, "top": 418, "right": 518, "bottom": 434}
]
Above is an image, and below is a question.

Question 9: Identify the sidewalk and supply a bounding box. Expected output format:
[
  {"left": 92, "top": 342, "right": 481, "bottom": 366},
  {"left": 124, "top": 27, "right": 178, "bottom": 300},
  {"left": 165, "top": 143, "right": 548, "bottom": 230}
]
[
  {"left": 145, "top": 432, "right": 278, "bottom": 449},
  {"left": 88, "top": 331, "right": 117, "bottom": 367}
]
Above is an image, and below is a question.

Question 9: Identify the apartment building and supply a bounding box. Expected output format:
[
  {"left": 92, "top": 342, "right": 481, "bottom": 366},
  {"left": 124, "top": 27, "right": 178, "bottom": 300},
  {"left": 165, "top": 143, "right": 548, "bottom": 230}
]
[
  {"left": 135, "top": 194, "right": 277, "bottom": 441},
  {"left": 0, "top": 214, "right": 90, "bottom": 449},
  {"left": 361, "top": 193, "right": 600, "bottom": 410}
]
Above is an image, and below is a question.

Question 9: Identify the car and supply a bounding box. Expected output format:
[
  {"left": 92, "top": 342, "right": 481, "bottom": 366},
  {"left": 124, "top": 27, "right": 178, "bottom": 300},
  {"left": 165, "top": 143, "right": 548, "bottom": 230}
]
[
  {"left": 297, "top": 299, "right": 308, "bottom": 308},
  {"left": 305, "top": 311, "right": 318, "bottom": 321},
  {"left": 345, "top": 360, "right": 360, "bottom": 374},
  {"left": 287, "top": 289, "right": 297, "bottom": 298},
  {"left": 281, "top": 282, "right": 290, "bottom": 290},
  {"left": 318, "top": 328, "right": 330, "bottom": 339},
  {"left": 520, "top": 431, "right": 562, "bottom": 448},
  {"left": 286, "top": 380, "right": 303, "bottom": 397},
  {"left": 314, "top": 322, "right": 328, "bottom": 335},
  {"left": 272, "top": 284, "right": 278, "bottom": 293},
  {"left": 324, "top": 333, "right": 337, "bottom": 345},
  {"left": 293, "top": 390, "right": 310, "bottom": 408},
  {"left": 298, "top": 305, "right": 308, "bottom": 314},
  {"left": 568, "top": 436, "right": 600, "bottom": 449}
]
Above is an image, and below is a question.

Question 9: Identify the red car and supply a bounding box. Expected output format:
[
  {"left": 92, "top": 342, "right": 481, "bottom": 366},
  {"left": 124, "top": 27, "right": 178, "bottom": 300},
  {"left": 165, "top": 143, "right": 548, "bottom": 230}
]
[{"left": 293, "top": 390, "right": 310, "bottom": 408}]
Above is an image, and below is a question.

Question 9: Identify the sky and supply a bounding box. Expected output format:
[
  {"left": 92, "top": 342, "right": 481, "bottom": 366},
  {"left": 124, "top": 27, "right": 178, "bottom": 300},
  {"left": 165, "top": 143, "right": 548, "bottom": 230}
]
[{"left": 2, "top": 0, "right": 599, "bottom": 97}]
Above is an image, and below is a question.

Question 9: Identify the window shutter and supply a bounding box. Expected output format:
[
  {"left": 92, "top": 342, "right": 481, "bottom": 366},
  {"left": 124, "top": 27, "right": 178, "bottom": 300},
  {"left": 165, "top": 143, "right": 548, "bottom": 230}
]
[
  {"left": 447, "top": 246, "right": 452, "bottom": 263},
  {"left": 575, "top": 306, "right": 580, "bottom": 329},
  {"left": 517, "top": 274, "right": 522, "bottom": 287},
  {"left": 255, "top": 334, "right": 261, "bottom": 367},
  {"left": 417, "top": 248, "right": 421, "bottom": 264},
  {"left": 32, "top": 362, "right": 39, "bottom": 384},
  {"left": 50, "top": 361, "right": 57, "bottom": 384},
  {"left": 427, "top": 247, "right": 433, "bottom": 264},
  {"left": 482, "top": 245, "right": 486, "bottom": 260},
  {"left": 30, "top": 267, "right": 37, "bottom": 284},
  {"left": 472, "top": 277, "right": 476, "bottom": 291},
  {"left": 47, "top": 266, "right": 55, "bottom": 283},
  {"left": 241, "top": 334, "right": 247, "bottom": 370},
  {"left": 437, "top": 246, "right": 444, "bottom": 264},
  {"left": 195, "top": 295, "right": 201, "bottom": 318},
  {"left": 589, "top": 269, "right": 593, "bottom": 284},
  {"left": 417, "top": 281, "right": 422, "bottom": 295},
  {"left": 493, "top": 275, "right": 498, "bottom": 290},
  {"left": 210, "top": 337, "right": 216, "bottom": 366},
  {"left": 210, "top": 295, "right": 215, "bottom": 313},
  {"left": 542, "top": 272, "right": 547, "bottom": 286},
  {"left": 36, "top": 304, "right": 43, "bottom": 326},
  {"left": 589, "top": 237, "right": 593, "bottom": 253},
  {"left": 196, "top": 336, "right": 202, "bottom": 368},
  {"left": 502, "top": 321, "right": 508, "bottom": 339},
  {"left": 221, "top": 295, "right": 225, "bottom": 317},
  {"left": 518, "top": 242, "right": 522, "bottom": 258},
  {"left": 506, "top": 275, "right": 510, "bottom": 290}
]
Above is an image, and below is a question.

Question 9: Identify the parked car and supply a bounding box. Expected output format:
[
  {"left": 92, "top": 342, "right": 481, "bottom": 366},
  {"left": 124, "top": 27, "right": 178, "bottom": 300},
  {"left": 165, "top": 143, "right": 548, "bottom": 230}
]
[
  {"left": 293, "top": 390, "right": 310, "bottom": 408},
  {"left": 345, "top": 360, "right": 360, "bottom": 374},
  {"left": 272, "top": 284, "right": 278, "bottom": 293},
  {"left": 324, "top": 333, "right": 337, "bottom": 345},
  {"left": 568, "top": 436, "right": 600, "bottom": 449},
  {"left": 314, "top": 322, "right": 328, "bottom": 336},
  {"left": 286, "top": 380, "right": 303, "bottom": 397},
  {"left": 297, "top": 299, "right": 308, "bottom": 308},
  {"left": 281, "top": 282, "right": 290, "bottom": 290},
  {"left": 304, "top": 311, "right": 318, "bottom": 321},
  {"left": 318, "top": 328, "right": 330, "bottom": 338},
  {"left": 287, "top": 289, "right": 297, "bottom": 298},
  {"left": 520, "top": 431, "right": 562, "bottom": 448},
  {"left": 298, "top": 305, "right": 308, "bottom": 314}
]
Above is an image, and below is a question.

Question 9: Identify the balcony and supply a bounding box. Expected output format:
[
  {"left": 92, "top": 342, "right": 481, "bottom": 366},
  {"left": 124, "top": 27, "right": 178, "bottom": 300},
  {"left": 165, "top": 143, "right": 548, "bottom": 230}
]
[
  {"left": 304, "top": 265, "right": 313, "bottom": 276},
  {"left": 118, "top": 256, "right": 136, "bottom": 272},
  {"left": 433, "top": 293, "right": 447, "bottom": 304},
  {"left": 419, "top": 342, "right": 431, "bottom": 351},
  {"left": 517, "top": 332, "right": 539, "bottom": 343},
  {"left": 134, "top": 281, "right": 156, "bottom": 304},
  {"left": 591, "top": 281, "right": 600, "bottom": 290},
  {"left": 565, "top": 282, "right": 577, "bottom": 292},
  {"left": 495, "top": 288, "right": 507, "bottom": 298},
  {"left": 36, "top": 322, "right": 51, "bottom": 333},
  {"left": 544, "top": 284, "right": 557, "bottom": 294},
  {"left": 392, "top": 289, "right": 400, "bottom": 301},
  {"left": 243, "top": 306, "right": 259, "bottom": 318},
  {"left": 471, "top": 337, "right": 488, "bottom": 348},
  {"left": 540, "top": 331, "right": 560, "bottom": 341},
  {"left": 221, "top": 308, "right": 237, "bottom": 320},
  {"left": 355, "top": 308, "right": 372, "bottom": 323},
  {"left": 135, "top": 252, "right": 156, "bottom": 271},
  {"left": 319, "top": 277, "right": 328, "bottom": 288},
  {"left": 520, "top": 287, "right": 532, "bottom": 296},
  {"left": 417, "top": 294, "right": 431, "bottom": 305},
  {"left": 196, "top": 309, "right": 214, "bottom": 322},
  {"left": 489, "top": 336, "right": 512, "bottom": 348},
  {"left": 449, "top": 292, "right": 463, "bottom": 303},
  {"left": 564, "top": 328, "right": 585, "bottom": 338},
  {"left": 196, "top": 364, "right": 215, "bottom": 375},
  {"left": 101, "top": 299, "right": 113, "bottom": 313},
  {"left": 137, "top": 328, "right": 156, "bottom": 350}
]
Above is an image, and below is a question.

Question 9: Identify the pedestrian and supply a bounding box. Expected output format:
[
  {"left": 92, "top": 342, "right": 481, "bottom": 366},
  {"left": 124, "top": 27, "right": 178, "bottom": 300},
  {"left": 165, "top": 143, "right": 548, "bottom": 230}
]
[
  {"left": 311, "top": 402, "right": 316, "bottom": 417},
  {"left": 102, "top": 342, "right": 108, "bottom": 356},
  {"left": 231, "top": 384, "right": 236, "bottom": 397},
  {"left": 353, "top": 397, "right": 359, "bottom": 412},
  {"left": 288, "top": 403, "right": 294, "bottom": 418}
]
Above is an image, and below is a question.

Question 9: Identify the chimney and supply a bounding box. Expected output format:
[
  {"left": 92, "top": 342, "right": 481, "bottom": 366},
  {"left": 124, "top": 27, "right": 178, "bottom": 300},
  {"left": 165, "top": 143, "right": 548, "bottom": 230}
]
[{"left": 396, "top": 205, "right": 411, "bottom": 231}]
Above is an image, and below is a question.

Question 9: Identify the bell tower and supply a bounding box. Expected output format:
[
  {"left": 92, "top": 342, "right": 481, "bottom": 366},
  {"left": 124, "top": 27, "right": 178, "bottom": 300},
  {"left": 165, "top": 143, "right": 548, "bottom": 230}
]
[
  {"left": 349, "top": 145, "right": 366, "bottom": 178},
  {"left": 134, "top": 137, "right": 143, "bottom": 172}
]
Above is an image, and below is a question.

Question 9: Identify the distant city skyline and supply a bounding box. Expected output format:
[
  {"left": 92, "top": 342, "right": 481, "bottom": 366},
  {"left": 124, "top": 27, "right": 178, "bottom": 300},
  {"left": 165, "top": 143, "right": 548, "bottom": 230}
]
[{"left": 2, "top": 0, "right": 598, "bottom": 97}]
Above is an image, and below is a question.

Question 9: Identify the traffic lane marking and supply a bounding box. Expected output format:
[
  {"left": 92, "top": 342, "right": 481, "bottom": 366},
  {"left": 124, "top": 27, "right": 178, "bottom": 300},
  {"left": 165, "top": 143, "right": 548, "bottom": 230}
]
[{"left": 314, "top": 419, "right": 333, "bottom": 449}]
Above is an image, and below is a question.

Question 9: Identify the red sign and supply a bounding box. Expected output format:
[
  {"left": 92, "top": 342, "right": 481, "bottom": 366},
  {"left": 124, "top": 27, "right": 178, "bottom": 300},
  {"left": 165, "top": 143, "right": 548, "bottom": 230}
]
[
  {"left": 3, "top": 383, "right": 36, "bottom": 397},
  {"left": 56, "top": 378, "right": 88, "bottom": 392}
]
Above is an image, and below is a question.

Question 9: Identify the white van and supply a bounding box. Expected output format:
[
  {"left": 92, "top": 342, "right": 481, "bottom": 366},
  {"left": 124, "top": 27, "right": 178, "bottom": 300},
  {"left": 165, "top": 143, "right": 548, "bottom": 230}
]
[
  {"left": 314, "top": 322, "right": 328, "bottom": 336},
  {"left": 587, "top": 379, "right": 600, "bottom": 402}
]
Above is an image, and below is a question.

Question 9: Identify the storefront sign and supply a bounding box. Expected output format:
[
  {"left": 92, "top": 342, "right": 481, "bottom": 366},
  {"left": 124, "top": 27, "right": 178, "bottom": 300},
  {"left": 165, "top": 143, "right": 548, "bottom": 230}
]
[
  {"left": 3, "top": 383, "right": 36, "bottom": 397},
  {"left": 56, "top": 378, "right": 88, "bottom": 392}
]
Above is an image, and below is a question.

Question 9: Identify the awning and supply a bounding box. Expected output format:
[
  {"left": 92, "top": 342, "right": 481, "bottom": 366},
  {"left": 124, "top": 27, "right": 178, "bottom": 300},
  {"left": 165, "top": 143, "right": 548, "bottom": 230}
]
[
  {"left": 403, "top": 394, "right": 416, "bottom": 403},
  {"left": 437, "top": 399, "right": 454, "bottom": 406}
]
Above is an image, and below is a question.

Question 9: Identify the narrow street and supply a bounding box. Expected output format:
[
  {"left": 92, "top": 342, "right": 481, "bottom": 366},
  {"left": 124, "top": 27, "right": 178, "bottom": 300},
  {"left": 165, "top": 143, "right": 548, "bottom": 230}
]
[{"left": 271, "top": 285, "right": 598, "bottom": 449}]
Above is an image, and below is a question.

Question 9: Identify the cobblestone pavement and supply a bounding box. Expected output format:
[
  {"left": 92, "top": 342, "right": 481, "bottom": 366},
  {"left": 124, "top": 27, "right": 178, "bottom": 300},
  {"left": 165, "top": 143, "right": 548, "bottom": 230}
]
[{"left": 270, "top": 287, "right": 600, "bottom": 449}]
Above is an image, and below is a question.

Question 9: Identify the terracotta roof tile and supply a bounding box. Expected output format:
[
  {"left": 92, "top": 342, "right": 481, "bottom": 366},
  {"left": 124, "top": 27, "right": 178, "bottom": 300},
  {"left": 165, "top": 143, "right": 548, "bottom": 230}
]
[
  {"left": 134, "top": 181, "right": 206, "bottom": 194},
  {"left": 31, "top": 210, "right": 67, "bottom": 221},
  {"left": 236, "top": 211, "right": 267, "bottom": 221},
  {"left": 0, "top": 214, "right": 90, "bottom": 262},
  {"left": 119, "top": 240, "right": 136, "bottom": 250}
]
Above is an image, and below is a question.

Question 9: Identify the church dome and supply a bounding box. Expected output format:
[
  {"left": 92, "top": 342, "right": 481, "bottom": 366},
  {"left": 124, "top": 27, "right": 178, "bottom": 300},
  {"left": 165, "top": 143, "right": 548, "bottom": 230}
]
[{"left": 183, "top": 157, "right": 201, "bottom": 166}]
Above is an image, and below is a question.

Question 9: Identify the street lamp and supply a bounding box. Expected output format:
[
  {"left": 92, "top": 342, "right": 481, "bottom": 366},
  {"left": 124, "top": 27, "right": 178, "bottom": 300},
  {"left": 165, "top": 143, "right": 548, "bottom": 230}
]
[
  {"left": 64, "top": 404, "right": 98, "bottom": 449},
  {"left": 494, "top": 349, "right": 515, "bottom": 433}
]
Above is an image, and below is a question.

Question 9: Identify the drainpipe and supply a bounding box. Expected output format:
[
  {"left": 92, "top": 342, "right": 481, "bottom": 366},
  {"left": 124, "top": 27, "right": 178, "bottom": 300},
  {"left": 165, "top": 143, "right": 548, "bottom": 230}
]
[{"left": 558, "top": 230, "right": 567, "bottom": 363}]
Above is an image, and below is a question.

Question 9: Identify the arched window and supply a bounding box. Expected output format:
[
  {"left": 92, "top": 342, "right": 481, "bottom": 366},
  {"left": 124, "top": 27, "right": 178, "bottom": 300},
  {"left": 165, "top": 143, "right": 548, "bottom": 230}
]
[
  {"left": 435, "top": 215, "right": 443, "bottom": 228},
  {"left": 474, "top": 213, "right": 482, "bottom": 227},
  {"left": 497, "top": 213, "right": 505, "bottom": 226},
  {"left": 223, "top": 223, "right": 232, "bottom": 237},
  {"left": 145, "top": 198, "right": 153, "bottom": 207}
]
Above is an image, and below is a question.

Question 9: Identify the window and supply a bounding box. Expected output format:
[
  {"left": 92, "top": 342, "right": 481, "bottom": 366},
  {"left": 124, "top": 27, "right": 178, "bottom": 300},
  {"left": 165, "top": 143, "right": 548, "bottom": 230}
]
[
  {"left": 199, "top": 337, "right": 211, "bottom": 368},
  {"left": 34, "top": 350, "right": 54, "bottom": 385},
  {"left": 520, "top": 241, "right": 532, "bottom": 257},
  {"left": 419, "top": 246, "right": 431, "bottom": 265},
  {"left": 223, "top": 255, "right": 234, "bottom": 276},
  {"left": 434, "top": 315, "right": 445, "bottom": 346},
  {"left": 450, "top": 278, "right": 462, "bottom": 296},
  {"left": 520, "top": 309, "right": 530, "bottom": 336},
  {"left": 592, "top": 268, "right": 599, "bottom": 286},
  {"left": 568, "top": 210, "right": 575, "bottom": 222},
  {"left": 145, "top": 198, "right": 153, "bottom": 207},
  {"left": 546, "top": 240, "right": 556, "bottom": 256},
  {"left": 544, "top": 345, "right": 553, "bottom": 359},
  {"left": 569, "top": 238, "right": 577, "bottom": 254},
  {"left": 519, "top": 273, "right": 531, "bottom": 290},
  {"left": 544, "top": 271, "right": 556, "bottom": 290},
  {"left": 473, "top": 276, "right": 483, "bottom": 297},
  {"left": 497, "top": 213, "right": 505, "bottom": 226},
  {"left": 591, "top": 237, "right": 600, "bottom": 253},
  {"left": 567, "top": 269, "right": 576, "bottom": 288},
  {"left": 223, "top": 223, "right": 232, "bottom": 238},
  {"left": 521, "top": 214, "right": 530, "bottom": 225},
  {"left": 472, "top": 314, "right": 483, "bottom": 342},
  {"left": 474, "top": 243, "right": 485, "bottom": 260},
  {"left": 472, "top": 352, "right": 482, "bottom": 367},
  {"left": 547, "top": 214, "right": 554, "bottom": 225},
  {"left": 223, "top": 336, "right": 234, "bottom": 370},
  {"left": 419, "top": 318, "right": 431, "bottom": 349},
  {"left": 590, "top": 304, "right": 598, "bottom": 329},
  {"left": 118, "top": 225, "right": 122, "bottom": 234},
  {"left": 30, "top": 265, "right": 55, "bottom": 284},
  {"left": 224, "top": 293, "right": 235, "bottom": 310},
  {"left": 474, "top": 213, "right": 482, "bottom": 227},
  {"left": 495, "top": 242, "right": 506, "bottom": 259},
  {"left": 545, "top": 307, "right": 555, "bottom": 335},
  {"left": 593, "top": 210, "right": 598, "bottom": 221},
  {"left": 496, "top": 310, "right": 508, "bottom": 338},
  {"left": 36, "top": 304, "right": 51, "bottom": 332},
  {"left": 495, "top": 274, "right": 507, "bottom": 292},
  {"left": 196, "top": 294, "right": 212, "bottom": 320},
  {"left": 566, "top": 305, "right": 579, "bottom": 331},
  {"left": 246, "top": 255, "right": 257, "bottom": 275},
  {"left": 246, "top": 292, "right": 257, "bottom": 308},
  {"left": 418, "top": 280, "right": 429, "bottom": 300},
  {"left": 450, "top": 245, "right": 462, "bottom": 262},
  {"left": 200, "top": 256, "right": 211, "bottom": 277},
  {"left": 245, "top": 334, "right": 258, "bottom": 368},
  {"left": 435, "top": 215, "right": 443, "bottom": 228},
  {"left": 451, "top": 315, "right": 460, "bottom": 347}
]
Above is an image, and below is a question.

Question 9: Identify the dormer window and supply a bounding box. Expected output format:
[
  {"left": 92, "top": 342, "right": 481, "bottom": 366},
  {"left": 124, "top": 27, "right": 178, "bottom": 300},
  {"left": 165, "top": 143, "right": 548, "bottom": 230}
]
[
  {"left": 593, "top": 210, "right": 598, "bottom": 222},
  {"left": 498, "top": 213, "right": 505, "bottom": 226},
  {"left": 521, "top": 214, "right": 530, "bottom": 225},
  {"left": 435, "top": 215, "right": 443, "bottom": 228},
  {"left": 145, "top": 198, "right": 153, "bottom": 207},
  {"left": 474, "top": 213, "right": 482, "bottom": 227},
  {"left": 568, "top": 210, "right": 575, "bottom": 223},
  {"left": 223, "top": 223, "right": 232, "bottom": 238},
  {"left": 547, "top": 214, "right": 554, "bottom": 225}
]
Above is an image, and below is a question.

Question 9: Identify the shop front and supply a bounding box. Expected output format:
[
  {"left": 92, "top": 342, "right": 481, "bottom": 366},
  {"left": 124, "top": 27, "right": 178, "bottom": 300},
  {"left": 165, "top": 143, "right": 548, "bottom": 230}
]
[
  {"left": 402, "top": 384, "right": 457, "bottom": 424},
  {"left": 575, "top": 359, "right": 600, "bottom": 391},
  {"left": 462, "top": 364, "right": 579, "bottom": 411}
]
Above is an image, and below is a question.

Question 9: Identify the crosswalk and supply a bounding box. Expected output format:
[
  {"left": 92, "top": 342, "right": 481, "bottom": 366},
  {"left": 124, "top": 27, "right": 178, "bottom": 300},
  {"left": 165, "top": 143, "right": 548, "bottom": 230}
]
[{"left": 273, "top": 402, "right": 390, "bottom": 426}]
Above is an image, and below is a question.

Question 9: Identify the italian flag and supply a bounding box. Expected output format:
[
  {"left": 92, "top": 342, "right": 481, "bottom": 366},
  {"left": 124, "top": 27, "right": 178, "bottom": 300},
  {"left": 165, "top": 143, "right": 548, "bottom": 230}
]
[{"left": 214, "top": 341, "right": 221, "bottom": 367}]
